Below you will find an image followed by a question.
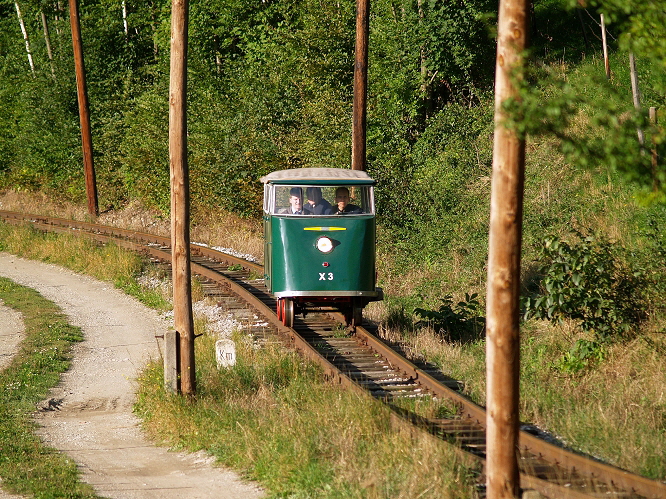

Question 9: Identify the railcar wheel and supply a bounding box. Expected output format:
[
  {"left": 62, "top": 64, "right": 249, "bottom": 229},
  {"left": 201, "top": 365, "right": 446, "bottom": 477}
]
[
  {"left": 344, "top": 302, "right": 363, "bottom": 328},
  {"left": 283, "top": 298, "right": 295, "bottom": 328},
  {"left": 352, "top": 306, "right": 363, "bottom": 327}
]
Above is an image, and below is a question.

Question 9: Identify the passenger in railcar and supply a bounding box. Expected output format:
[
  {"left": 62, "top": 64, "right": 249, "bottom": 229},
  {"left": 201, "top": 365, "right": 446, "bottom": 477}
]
[
  {"left": 333, "top": 187, "right": 363, "bottom": 214},
  {"left": 279, "top": 187, "right": 311, "bottom": 215},
  {"left": 304, "top": 186, "right": 333, "bottom": 215}
]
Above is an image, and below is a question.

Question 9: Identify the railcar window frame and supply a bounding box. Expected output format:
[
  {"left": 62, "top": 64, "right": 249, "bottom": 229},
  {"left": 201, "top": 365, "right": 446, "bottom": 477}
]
[{"left": 267, "top": 184, "right": 375, "bottom": 216}]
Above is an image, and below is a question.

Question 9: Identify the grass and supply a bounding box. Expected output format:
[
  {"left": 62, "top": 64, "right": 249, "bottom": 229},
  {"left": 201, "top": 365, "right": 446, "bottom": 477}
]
[
  {"left": 0, "top": 190, "right": 264, "bottom": 264},
  {"left": 136, "top": 333, "right": 480, "bottom": 499},
  {"left": 0, "top": 277, "right": 101, "bottom": 498},
  {"left": 0, "top": 222, "right": 171, "bottom": 311},
  {"left": 376, "top": 316, "right": 666, "bottom": 482}
]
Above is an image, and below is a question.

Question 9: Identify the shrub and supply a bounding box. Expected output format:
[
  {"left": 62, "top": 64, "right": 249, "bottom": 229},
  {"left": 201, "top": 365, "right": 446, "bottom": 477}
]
[
  {"left": 414, "top": 292, "right": 486, "bottom": 342},
  {"left": 522, "top": 229, "right": 647, "bottom": 341}
]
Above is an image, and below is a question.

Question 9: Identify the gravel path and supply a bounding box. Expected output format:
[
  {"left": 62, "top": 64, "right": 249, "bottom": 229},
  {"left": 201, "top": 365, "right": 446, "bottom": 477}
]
[{"left": 0, "top": 253, "right": 265, "bottom": 499}]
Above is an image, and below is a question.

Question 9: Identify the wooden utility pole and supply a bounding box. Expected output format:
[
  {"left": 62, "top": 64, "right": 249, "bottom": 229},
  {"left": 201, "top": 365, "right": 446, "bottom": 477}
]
[
  {"left": 69, "top": 0, "right": 98, "bottom": 217},
  {"left": 351, "top": 0, "right": 369, "bottom": 171},
  {"left": 486, "top": 0, "right": 528, "bottom": 497},
  {"left": 169, "top": 0, "right": 195, "bottom": 396},
  {"left": 600, "top": 14, "right": 610, "bottom": 80}
]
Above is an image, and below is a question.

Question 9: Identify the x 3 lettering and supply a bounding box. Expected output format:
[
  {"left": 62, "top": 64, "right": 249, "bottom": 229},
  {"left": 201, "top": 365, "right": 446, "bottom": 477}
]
[{"left": 319, "top": 272, "right": 334, "bottom": 281}]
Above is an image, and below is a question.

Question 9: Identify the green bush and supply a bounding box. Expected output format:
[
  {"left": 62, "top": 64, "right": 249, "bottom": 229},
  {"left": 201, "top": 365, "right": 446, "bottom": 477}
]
[
  {"left": 522, "top": 229, "right": 647, "bottom": 340},
  {"left": 414, "top": 292, "right": 485, "bottom": 342}
]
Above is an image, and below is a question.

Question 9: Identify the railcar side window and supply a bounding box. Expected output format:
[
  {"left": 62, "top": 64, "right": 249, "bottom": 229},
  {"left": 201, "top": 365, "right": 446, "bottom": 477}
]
[{"left": 271, "top": 185, "right": 374, "bottom": 216}]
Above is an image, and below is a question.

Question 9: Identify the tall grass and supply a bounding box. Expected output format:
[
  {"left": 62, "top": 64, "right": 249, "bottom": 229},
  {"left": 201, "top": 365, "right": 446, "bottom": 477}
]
[
  {"left": 0, "top": 222, "right": 171, "bottom": 310},
  {"left": 378, "top": 317, "right": 666, "bottom": 482},
  {"left": 136, "top": 333, "right": 480, "bottom": 498}
]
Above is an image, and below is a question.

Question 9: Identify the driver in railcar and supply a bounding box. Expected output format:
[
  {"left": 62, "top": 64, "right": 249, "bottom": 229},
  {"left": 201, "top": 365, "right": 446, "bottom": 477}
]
[{"left": 333, "top": 187, "right": 362, "bottom": 214}]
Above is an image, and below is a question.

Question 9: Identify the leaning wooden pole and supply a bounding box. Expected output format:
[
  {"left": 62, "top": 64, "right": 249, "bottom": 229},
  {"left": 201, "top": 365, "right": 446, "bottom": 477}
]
[
  {"left": 351, "top": 0, "right": 369, "bottom": 171},
  {"left": 600, "top": 14, "right": 610, "bottom": 80},
  {"left": 486, "top": 0, "right": 528, "bottom": 497},
  {"left": 69, "top": 0, "right": 98, "bottom": 217},
  {"left": 15, "top": 2, "right": 35, "bottom": 74},
  {"left": 629, "top": 53, "right": 645, "bottom": 147},
  {"left": 169, "top": 0, "right": 195, "bottom": 396},
  {"left": 650, "top": 107, "right": 659, "bottom": 192}
]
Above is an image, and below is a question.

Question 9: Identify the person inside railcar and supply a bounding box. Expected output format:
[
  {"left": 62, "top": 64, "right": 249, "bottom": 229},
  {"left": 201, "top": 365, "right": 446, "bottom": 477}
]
[
  {"left": 304, "top": 186, "right": 333, "bottom": 215},
  {"left": 280, "top": 187, "right": 310, "bottom": 215},
  {"left": 333, "top": 186, "right": 363, "bottom": 214}
]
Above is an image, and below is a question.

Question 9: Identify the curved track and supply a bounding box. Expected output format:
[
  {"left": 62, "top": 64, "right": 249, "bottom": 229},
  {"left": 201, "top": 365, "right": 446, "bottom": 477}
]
[{"left": 1, "top": 210, "right": 664, "bottom": 499}]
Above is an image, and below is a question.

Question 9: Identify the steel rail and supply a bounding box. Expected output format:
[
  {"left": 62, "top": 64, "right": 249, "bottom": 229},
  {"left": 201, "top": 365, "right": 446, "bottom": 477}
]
[{"left": 1, "top": 209, "right": 664, "bottom": 499}]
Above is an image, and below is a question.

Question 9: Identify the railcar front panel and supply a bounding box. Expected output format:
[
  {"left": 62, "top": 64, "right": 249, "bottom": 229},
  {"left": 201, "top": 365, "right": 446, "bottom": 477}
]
[{"left": 269, "top": 215, "right": 376, "bottom": 297}]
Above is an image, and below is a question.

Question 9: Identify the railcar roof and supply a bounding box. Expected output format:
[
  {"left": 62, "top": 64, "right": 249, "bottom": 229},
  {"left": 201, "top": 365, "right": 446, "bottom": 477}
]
[{"left": 260, "top": 168, "right": 375, "bottom": 184}]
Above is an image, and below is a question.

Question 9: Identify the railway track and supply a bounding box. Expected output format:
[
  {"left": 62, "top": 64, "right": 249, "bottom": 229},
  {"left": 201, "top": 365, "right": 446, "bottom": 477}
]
[{"left": 1, "top": 209, "right": 665, "bottom": 499}]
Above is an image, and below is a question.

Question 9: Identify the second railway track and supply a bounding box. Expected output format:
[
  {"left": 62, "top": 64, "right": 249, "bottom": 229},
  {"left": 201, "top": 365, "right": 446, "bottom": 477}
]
[{"left": 1, "top": 209, "right": 665, "bottom": 499}]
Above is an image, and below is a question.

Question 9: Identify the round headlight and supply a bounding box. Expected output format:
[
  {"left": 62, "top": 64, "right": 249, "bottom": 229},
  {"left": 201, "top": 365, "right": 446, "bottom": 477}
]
[{"left": 316, "top": 236, "right": 334, "bottom": 253}]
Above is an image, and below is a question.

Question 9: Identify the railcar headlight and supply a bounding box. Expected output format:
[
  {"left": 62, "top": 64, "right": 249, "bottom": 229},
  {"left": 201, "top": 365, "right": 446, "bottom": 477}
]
[{"left": 316, "top": 236, "right": 334, "bottom": 253}]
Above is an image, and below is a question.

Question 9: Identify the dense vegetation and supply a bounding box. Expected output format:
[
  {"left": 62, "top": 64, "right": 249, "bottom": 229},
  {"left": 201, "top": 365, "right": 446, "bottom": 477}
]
[{"left": 0, "top": 0, "right": 660, "bottom": 212}]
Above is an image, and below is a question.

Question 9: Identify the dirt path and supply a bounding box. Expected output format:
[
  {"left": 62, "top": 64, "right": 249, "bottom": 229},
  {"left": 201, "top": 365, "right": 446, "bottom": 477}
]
[{"left": 0, "top": 253, "right": 265, "bottom": 499}]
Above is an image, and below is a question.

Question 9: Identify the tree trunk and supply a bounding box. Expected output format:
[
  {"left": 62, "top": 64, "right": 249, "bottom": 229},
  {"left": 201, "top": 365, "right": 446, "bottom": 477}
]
[
  {"left": 15, "top": 2, "right": 35, "bottom": 74},
  {"left": 629, "top": 52, "right": 645, "bottom": 147},
  {"left": 41, "top": 11, "right": 55, "bottom": 77},
  {"left": 600, "top": 14, "right": 610, "bottom": 80}
]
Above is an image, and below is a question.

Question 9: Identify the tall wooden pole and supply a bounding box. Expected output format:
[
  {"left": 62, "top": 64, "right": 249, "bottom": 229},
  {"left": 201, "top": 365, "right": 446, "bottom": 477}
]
[
  {"left": 486, "top": 0, "right": 528, "bottom": 497},
  {"left": 69, "top": 0, "right": 98, "bottom": 217},
  {"left": 169, "top": 0, "right": 195, "bottom": 396},
  {"left": 351, "top": 0, "right": 369, "bottom": 171}
]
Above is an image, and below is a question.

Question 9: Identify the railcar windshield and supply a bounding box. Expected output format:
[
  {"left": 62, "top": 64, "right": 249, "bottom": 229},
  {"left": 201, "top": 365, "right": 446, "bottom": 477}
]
[{"left": 269, "top": 184, "right": 374, "bottom": 216}]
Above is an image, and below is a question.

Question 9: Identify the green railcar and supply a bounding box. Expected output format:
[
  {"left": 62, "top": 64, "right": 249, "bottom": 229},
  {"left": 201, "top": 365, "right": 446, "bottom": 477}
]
[{"left": 261, "top": 168, "right": 383, "bottom": 327}]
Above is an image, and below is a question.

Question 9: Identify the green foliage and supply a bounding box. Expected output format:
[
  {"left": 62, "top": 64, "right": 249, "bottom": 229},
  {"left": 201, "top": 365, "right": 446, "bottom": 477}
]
[
  {"left": 414, "top": 292, "right": 485, "bottom": 342},
  {"left": 0, "top": 0, "right": 501, "bottom": 218},
  {"left": 523, "top": 230, "right": 647, "bottom": 340},
  {"left": 510, "top": 0, "right": 666, "bottom": 203},
  {"left": 553, "top": 338, "right": 605, "bottom": 373},
  {"left": 576, "top": 0, "right": 666, "bottom": 82}
]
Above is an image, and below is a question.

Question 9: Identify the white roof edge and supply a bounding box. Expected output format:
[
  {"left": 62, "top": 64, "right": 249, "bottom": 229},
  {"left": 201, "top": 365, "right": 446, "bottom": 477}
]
[{"left": 260, "top": 168, "right": 374, "bottom": 183}]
